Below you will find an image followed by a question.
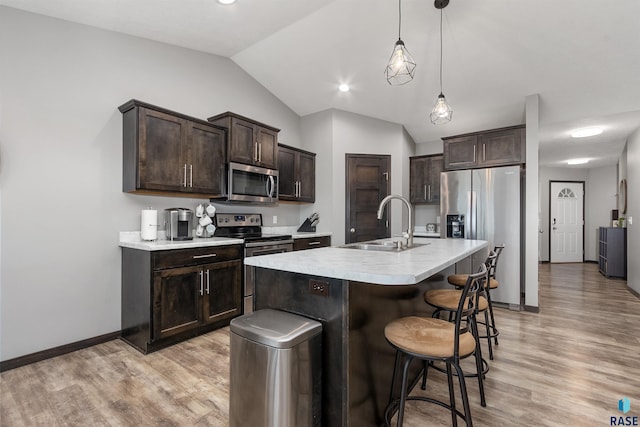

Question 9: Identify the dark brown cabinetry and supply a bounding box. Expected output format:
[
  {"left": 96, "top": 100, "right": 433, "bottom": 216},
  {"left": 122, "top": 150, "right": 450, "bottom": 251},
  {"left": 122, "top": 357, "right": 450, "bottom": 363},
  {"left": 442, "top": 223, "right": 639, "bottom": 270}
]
[
  {"left": 119, "top": 100, "right": 227, "bottom": 197},
  {"left": 121, "top": 244, "right": 242, "bottom": 353},
  {"left": 410, "top": 154, "right": 443, "bottom": 204},
  {"left": 278, "top": 144, "right": 316, "bottom": 202},
  {"left": 443, "top": 125, "right": 525, "bottom": 170},
  {"left": 598, "top": 227, "right": 627, "bottom": 279},
  {"left": 293, "top": 235, "right": 331, "bottom": 251},
  {"left": 208, "top": 112, "right": 279, "bottom": 169}
]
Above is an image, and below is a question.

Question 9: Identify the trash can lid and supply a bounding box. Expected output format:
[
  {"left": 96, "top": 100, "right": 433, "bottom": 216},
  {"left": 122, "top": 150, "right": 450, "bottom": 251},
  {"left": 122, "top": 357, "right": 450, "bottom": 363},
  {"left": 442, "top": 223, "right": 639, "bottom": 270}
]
[{"left": 230, "top": 309, "right": 322, "bottom": 349}]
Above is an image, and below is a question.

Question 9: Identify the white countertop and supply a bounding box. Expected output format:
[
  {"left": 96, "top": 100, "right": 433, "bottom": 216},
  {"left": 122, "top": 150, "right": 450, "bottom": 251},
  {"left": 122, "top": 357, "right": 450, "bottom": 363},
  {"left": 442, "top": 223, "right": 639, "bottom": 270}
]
[
  {"left": 245, "top": 237, "right": 487, "bottom": 285},
  {"left": 119, "top": 232, "right": 243, "bottom": 251}
]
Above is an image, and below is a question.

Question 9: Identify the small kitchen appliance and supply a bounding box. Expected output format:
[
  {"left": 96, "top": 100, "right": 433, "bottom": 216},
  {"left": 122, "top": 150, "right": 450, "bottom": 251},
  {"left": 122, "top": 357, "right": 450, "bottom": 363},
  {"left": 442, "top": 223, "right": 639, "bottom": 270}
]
[{"left": 165, "top": 208, "right": 194, "bottom": 240}]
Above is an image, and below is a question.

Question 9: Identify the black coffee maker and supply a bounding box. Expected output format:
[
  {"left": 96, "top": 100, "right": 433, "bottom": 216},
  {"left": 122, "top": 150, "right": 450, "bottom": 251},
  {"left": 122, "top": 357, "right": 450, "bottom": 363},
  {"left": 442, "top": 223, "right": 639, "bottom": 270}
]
[{"left": 446, "top": 214, "right": 465, "bottom": 238}]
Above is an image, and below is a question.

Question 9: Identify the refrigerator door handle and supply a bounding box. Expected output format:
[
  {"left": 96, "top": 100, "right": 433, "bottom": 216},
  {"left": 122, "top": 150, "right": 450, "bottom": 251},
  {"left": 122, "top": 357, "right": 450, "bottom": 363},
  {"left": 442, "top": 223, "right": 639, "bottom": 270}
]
[{"left": 470, "top": 191, "right": 477, "bottom": 240}]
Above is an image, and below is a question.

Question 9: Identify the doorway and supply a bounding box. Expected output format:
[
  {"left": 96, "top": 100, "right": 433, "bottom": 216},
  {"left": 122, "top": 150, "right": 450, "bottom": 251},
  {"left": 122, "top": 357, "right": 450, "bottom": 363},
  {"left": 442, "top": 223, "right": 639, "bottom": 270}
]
[
  {"left": 345, "top": 154, "right": 390, "bottom": 244},
  {"left": 549, "top": 181, "right": 585, "bottom": 263}
]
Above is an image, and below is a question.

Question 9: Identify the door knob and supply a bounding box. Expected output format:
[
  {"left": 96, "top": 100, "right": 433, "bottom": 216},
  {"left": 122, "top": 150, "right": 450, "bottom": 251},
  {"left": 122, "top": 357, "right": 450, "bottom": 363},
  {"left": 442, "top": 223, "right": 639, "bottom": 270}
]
[{"left": 350, "top": 228, "right": 355, "bottom": 233}]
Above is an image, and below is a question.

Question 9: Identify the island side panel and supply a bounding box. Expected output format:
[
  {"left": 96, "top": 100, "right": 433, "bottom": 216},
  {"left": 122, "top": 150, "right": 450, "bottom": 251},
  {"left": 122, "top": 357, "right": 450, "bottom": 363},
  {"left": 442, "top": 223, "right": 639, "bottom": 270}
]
[
  {"left": 253, "top": 267, "right": 349, "bottom": 427},
  {"left": 348, "top": 267, "right": 451, "bottom": 426}
]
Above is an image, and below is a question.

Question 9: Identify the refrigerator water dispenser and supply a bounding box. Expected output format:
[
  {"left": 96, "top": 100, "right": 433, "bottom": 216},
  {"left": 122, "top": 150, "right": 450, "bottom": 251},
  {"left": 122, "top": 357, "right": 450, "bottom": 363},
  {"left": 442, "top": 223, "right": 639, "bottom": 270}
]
[{"left": 447, "top": 214, "right": 465, "bottom": 238}]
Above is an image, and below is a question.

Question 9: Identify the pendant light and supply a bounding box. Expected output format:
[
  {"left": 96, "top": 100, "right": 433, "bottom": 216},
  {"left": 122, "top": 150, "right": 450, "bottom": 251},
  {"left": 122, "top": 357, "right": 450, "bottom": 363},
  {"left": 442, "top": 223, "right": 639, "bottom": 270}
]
[
  {"left": 385, "top": 0, "right": 416, "bottom": 85},
  {"left": 430, "top": 0, "right": 453, "bottom": 124}
]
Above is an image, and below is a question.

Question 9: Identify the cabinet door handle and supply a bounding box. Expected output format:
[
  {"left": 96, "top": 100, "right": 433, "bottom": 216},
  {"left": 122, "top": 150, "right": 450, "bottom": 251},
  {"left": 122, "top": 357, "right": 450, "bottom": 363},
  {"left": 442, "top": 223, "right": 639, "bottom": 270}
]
[
  {"left": 308, "top": 241, "right": 322, "bottom": 246},
  {"left": 473, "top": 147, "right": 476, "bottom": 163},
  {"left": 258, "top": 142, "right": 262, "bottom": 163},
  {"left": 199, "top": 270, "right": 204, "bottom": 296},
  {"left": 428, "top": 184, "right": 431, "bottom": 201},
  {"left": 192, "top": 254, "right": 217, "bottom": 259},
  {"left": 189, "top": 164, "right": 193, "bottom": 187},
  {"left": 254, "top": 142, "right": 258, "bottom": 162},
  {"left": 183, "top": 164, "right": 187, "bottom": 187},
  {"left": 424, "top": 185, "right": 427, "bottom": 200},
  {"left": 483, "top": 143, "right": 486, "bottom": 161},
  {"left": 205, "top": 269, "right": 210, "bottom": 294}
]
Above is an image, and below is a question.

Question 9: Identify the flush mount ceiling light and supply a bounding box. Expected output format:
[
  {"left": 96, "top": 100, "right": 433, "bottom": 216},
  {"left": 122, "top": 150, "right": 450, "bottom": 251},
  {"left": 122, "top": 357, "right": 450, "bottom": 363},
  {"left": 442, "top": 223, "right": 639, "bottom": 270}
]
[
  {"left": 429, "top": 0, "right": 453, "bottom": 125},
  {"left": 384, "top": 0, "right": 416, "bottom": 85},
  {"left": 567, "top": 158, "right": 589, "bottom": 165},
  {"left": 217, "top": 0, "right": 236, "bottom": 4},
  {"left": 571, "top": 127, "right": 603, "bottom": 138},
  {"left": 338, "top": 84, "right": 350, "bottom": 92}
]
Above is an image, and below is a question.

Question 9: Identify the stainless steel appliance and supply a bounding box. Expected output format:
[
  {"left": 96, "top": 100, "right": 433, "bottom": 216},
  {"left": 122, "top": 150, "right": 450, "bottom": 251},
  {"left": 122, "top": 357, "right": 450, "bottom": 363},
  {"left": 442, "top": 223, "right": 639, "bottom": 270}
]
[
  {"left": 213, "top": 213, "right": 293, "bottom": 313},
  {"left": 217, "top": 162, "right": 279, "bottom": 204},
  {"left": 440, "top": 165, "right": 523, "bottom": 308},
  {"left": 164, "top": 208, "right": 194, "bottom": 240}
]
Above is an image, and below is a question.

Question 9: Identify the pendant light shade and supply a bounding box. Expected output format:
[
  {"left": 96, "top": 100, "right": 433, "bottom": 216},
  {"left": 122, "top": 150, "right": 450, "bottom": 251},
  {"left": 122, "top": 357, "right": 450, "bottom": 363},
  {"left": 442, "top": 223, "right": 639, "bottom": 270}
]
[
  {"left": 430, "top": 93, "right": 453, "bottom": 124},
  {"left": 385, "top": 0, "right": 415, "bottom": 85},
  {"left": 385, "top": 40, "right": 416, "bottom": 85},
  {"left": 430, "top": 1, "right": 452, "bottom": 125}
]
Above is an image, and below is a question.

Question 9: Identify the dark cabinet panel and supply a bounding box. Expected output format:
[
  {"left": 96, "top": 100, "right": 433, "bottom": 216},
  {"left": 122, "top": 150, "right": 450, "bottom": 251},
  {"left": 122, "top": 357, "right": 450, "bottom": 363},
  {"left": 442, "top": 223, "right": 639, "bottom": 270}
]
[
  {"left": 208, "top": 112, "right": 280, "bottom": 169},
  {"left": 277, "top": 144, "right": 316, "bottom": 203},
  {"left": 442, "top": 125, "right": 525, "bottom": 170},
  {"left": 598, "top": 227, "right": 627, "bottom": 279},
  {"left": 119, "top": 99, "right": 227, "bottom": 198},
  {"left": 293, "top": 236, "right": 331, "bottom": 251},
  {"left": 121, "top": 244, "right": 243, "bottom": 354},
  {"left": 152, "top": 266, "right": 202, "bottom": 341},
  {"left": 443, "top": 136, "right": 478, "bottom": 170},
  {"left": 479, "top": 127, "right": 525, "bottom": 166},
  {"left": 410, "top": 154, "right": 443, "bottom": 204}
]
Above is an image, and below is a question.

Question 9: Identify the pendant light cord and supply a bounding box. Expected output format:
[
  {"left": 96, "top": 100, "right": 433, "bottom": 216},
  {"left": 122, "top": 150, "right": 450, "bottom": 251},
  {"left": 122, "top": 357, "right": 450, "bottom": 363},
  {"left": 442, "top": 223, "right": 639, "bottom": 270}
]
[
  {"left": 439, "top": 8, "right": 443, "bottom": 93},
  {"left": 398, "top": 0, "right": 402, "bottom": 40}
]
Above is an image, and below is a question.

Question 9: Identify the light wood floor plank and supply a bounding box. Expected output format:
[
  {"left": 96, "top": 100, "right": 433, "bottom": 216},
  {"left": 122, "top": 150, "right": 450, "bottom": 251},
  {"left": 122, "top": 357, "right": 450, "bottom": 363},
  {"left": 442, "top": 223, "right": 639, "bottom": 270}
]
[{"left": 1, "top": 263, "right": 639, "bottom": 426}]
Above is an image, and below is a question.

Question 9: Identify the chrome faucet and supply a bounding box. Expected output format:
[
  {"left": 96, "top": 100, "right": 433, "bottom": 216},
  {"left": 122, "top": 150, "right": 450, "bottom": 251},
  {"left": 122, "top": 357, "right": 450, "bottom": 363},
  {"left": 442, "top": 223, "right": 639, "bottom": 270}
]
[{"left": 376, "top": 194, "right": 414, "bottom": 248}]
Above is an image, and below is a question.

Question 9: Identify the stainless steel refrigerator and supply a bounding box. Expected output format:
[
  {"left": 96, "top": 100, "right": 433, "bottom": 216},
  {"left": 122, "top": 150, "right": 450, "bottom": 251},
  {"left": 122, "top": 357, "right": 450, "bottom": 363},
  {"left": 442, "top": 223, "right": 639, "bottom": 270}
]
[{"left": 440, "top": 165, "right": 523, "bottom": 308}]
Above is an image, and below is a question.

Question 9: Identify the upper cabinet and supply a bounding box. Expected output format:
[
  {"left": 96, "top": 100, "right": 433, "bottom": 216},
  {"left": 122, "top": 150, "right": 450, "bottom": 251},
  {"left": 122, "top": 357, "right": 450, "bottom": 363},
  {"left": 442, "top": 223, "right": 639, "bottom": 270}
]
[
  {"left": 119, "top": 100, "right": 227, "bottom": 198},
  {"left": 208, "top": 112, "right": 279, "bottom": 169},
  {"left": 410, "top": 154, "right": 443, "bottom": 205},
  {"left": 278, "top": 144, "right": 316, "bottom": 203},
  {"left": 443, "top": 125, "right": 525, "bottom": 170}
]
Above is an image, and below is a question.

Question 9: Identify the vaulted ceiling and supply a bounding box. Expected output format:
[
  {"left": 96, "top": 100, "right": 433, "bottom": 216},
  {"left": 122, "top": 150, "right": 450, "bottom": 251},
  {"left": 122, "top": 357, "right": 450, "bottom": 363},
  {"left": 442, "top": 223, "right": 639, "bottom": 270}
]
[{"left": 2, "top": 0, "right": 639, "bottom": 167}]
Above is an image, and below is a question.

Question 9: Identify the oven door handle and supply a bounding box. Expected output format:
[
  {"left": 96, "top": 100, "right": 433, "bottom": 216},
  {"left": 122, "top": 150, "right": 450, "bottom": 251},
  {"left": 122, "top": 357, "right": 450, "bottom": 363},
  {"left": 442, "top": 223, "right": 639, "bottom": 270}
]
[{"left": 244, "top": 239, "right": 294, "bottom": 249}]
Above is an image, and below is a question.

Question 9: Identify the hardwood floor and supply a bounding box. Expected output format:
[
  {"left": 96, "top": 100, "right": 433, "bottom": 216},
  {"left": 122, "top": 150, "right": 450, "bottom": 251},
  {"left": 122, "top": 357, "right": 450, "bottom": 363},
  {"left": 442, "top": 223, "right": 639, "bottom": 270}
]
[{"left": 2, "top": 263, "right": 639, "bottom": 426}]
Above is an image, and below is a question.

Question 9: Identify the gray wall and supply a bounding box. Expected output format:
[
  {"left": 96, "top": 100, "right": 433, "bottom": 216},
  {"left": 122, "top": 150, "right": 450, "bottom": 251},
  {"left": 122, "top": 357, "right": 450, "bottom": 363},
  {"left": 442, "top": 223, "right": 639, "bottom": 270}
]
[
  {"left": 623, "top": 130, "right": 639, "bottom": 294},
  {"left": 0, "top": 7, "right": 304, "bottom": 361},
  {"left": 301, "top": 109, "right": 415, "bottom": 246}
]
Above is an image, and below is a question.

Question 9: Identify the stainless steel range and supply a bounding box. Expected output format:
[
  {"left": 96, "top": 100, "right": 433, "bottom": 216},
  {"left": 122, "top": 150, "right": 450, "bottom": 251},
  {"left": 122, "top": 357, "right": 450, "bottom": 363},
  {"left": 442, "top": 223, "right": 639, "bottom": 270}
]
[{"left": 213, "top": 213, "right": 293, "bottom": 313}]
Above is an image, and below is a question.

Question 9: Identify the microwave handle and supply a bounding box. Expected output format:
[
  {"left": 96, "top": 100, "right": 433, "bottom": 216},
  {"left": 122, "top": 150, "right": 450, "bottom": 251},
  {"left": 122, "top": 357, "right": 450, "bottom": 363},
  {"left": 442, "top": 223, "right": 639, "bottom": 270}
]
[{"left": 267, "top": 175, "right": 275, "bottom": 198}]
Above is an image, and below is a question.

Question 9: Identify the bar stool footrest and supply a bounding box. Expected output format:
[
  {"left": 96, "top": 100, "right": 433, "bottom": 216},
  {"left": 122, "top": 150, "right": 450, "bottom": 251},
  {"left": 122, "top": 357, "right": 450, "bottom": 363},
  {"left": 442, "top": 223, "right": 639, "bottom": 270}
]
[{"left": 383, "top": 396, "right": 469, "bottom": 427}]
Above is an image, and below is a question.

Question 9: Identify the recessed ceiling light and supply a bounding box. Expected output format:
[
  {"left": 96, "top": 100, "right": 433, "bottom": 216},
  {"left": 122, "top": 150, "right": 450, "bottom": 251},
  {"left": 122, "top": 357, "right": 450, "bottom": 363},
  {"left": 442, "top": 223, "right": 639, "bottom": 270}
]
[
  {"left": 571, "top": 127, "right": 603, "bottom": 138},
  {"left": 217, "top": 0, "right": 236, "bottom": 5},
  {"left": 338, "top": 84, "right": 350, "bottom": 92},
  {"left": 567, "top": 158, "right": 589, "bottom": 165}
]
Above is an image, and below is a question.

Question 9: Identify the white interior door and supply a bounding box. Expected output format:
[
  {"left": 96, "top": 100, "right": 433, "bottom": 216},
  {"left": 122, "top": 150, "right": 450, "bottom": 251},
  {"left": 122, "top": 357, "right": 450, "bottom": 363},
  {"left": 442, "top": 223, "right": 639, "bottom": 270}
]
[{"left": 550, "top": 181, "right": 584, "bottom": 263}]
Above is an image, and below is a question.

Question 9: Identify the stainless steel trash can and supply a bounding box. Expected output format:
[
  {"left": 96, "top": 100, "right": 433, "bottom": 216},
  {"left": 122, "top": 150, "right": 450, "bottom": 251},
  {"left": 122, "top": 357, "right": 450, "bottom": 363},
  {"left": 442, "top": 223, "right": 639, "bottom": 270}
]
[{"left": 229, "top": 309, "right": 322, "bottom": 427}]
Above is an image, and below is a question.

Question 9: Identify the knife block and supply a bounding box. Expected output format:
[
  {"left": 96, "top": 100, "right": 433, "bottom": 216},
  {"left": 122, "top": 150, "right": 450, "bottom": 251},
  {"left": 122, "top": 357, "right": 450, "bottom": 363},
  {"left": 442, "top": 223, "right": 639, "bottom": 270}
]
[{"left": 297, "top": 218, "right": 317, "bottom": 232}]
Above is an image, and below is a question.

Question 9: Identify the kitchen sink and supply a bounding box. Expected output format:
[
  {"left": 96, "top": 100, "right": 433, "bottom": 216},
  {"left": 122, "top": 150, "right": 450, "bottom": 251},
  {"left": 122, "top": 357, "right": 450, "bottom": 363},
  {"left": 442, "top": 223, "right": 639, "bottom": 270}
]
[{"left": 340, "top": 241, "right": 428, "bottom": 252}]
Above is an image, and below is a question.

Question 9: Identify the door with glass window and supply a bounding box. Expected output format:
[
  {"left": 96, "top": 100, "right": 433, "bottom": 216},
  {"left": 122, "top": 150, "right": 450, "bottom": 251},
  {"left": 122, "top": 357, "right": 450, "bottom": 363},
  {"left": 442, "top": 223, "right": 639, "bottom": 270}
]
[{"left": 550, "top": 181, "right": 584, "bottom": 263}]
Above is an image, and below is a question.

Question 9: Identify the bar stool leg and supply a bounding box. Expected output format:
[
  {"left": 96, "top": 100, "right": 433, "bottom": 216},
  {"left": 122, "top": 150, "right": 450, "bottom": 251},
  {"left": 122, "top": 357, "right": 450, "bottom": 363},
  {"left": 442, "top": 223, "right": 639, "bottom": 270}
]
[
  {"left": 471, "top": 316, "right": 487, "bottom": 407},
  {"left": 396, "top": 355, "right": 413, "bottom": 427},
  {"left": 446, "top": 362, "right": 458, "bottom": 427},
  {"left": 453, "top": 362, "right": 473, "bottom": 427}
]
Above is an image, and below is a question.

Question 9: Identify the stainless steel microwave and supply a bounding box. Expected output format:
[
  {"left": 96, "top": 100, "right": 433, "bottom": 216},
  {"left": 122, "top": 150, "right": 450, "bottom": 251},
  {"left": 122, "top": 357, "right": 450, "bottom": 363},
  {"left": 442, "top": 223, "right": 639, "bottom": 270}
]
[{"left": 224, "top": 162, "right": 279, "bottom": 204}]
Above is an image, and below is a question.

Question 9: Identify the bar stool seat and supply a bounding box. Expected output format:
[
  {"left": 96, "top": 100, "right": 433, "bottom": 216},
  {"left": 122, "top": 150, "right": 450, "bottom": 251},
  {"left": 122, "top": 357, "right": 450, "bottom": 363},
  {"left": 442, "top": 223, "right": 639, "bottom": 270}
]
[
  {"left": 449, "top": 274, "right": 499, "bottom": 290},
  {"left": 386, "top": 316, "right": 476, "bottom": 358},
  {"left": 425, "top": 289, "right": 489, "bottom": 312}
]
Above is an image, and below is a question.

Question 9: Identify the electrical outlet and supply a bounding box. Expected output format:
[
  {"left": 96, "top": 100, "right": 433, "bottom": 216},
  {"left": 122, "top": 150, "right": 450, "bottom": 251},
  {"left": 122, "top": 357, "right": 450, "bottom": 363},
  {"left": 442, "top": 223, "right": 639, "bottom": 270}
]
[
  {"left": 309, "top": 280, "right": 329, "bottom": 297},
  {"left": 273, "top": 215, "right": 277, "bottom": 224},
  {"left": 628, "top": 216, "right": 632, "bottom": 225}
]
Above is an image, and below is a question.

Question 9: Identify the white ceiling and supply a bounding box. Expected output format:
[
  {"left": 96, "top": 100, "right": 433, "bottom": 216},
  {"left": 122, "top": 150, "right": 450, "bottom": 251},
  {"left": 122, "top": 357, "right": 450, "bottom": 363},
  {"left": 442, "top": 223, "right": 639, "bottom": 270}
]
[{"left": 3, "top": 0, "right": 640, "bottom": 168}]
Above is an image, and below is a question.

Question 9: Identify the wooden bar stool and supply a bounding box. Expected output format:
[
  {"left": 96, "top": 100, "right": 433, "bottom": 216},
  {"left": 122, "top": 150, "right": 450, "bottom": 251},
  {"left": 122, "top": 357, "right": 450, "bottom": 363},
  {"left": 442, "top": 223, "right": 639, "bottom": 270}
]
[
  {"left": 447, "top": 245, "right": 503, "bottom": 359},
  {"left": 383, "top": 265, "right": 487, "bottom": 427}
]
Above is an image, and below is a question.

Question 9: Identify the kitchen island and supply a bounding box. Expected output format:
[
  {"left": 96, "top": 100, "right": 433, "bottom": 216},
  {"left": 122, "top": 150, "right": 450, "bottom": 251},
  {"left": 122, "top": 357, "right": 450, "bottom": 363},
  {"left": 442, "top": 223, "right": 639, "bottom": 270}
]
[{"left": 245, "top": 237, "right": 488, "bottom": 427}]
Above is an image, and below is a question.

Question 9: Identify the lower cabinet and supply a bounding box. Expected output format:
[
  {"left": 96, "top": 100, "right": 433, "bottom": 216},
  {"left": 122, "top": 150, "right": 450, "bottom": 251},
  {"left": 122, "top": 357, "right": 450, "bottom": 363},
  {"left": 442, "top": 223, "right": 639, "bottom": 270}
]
[
  {"left": 293, "top": 236, "right": 331, "bottom": 251},
  {"left": 122, "top": 244, "right": 242, "bottom": 353},
  {"left": 598, "top": 227, "right": 627, "bottom": 279}
]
